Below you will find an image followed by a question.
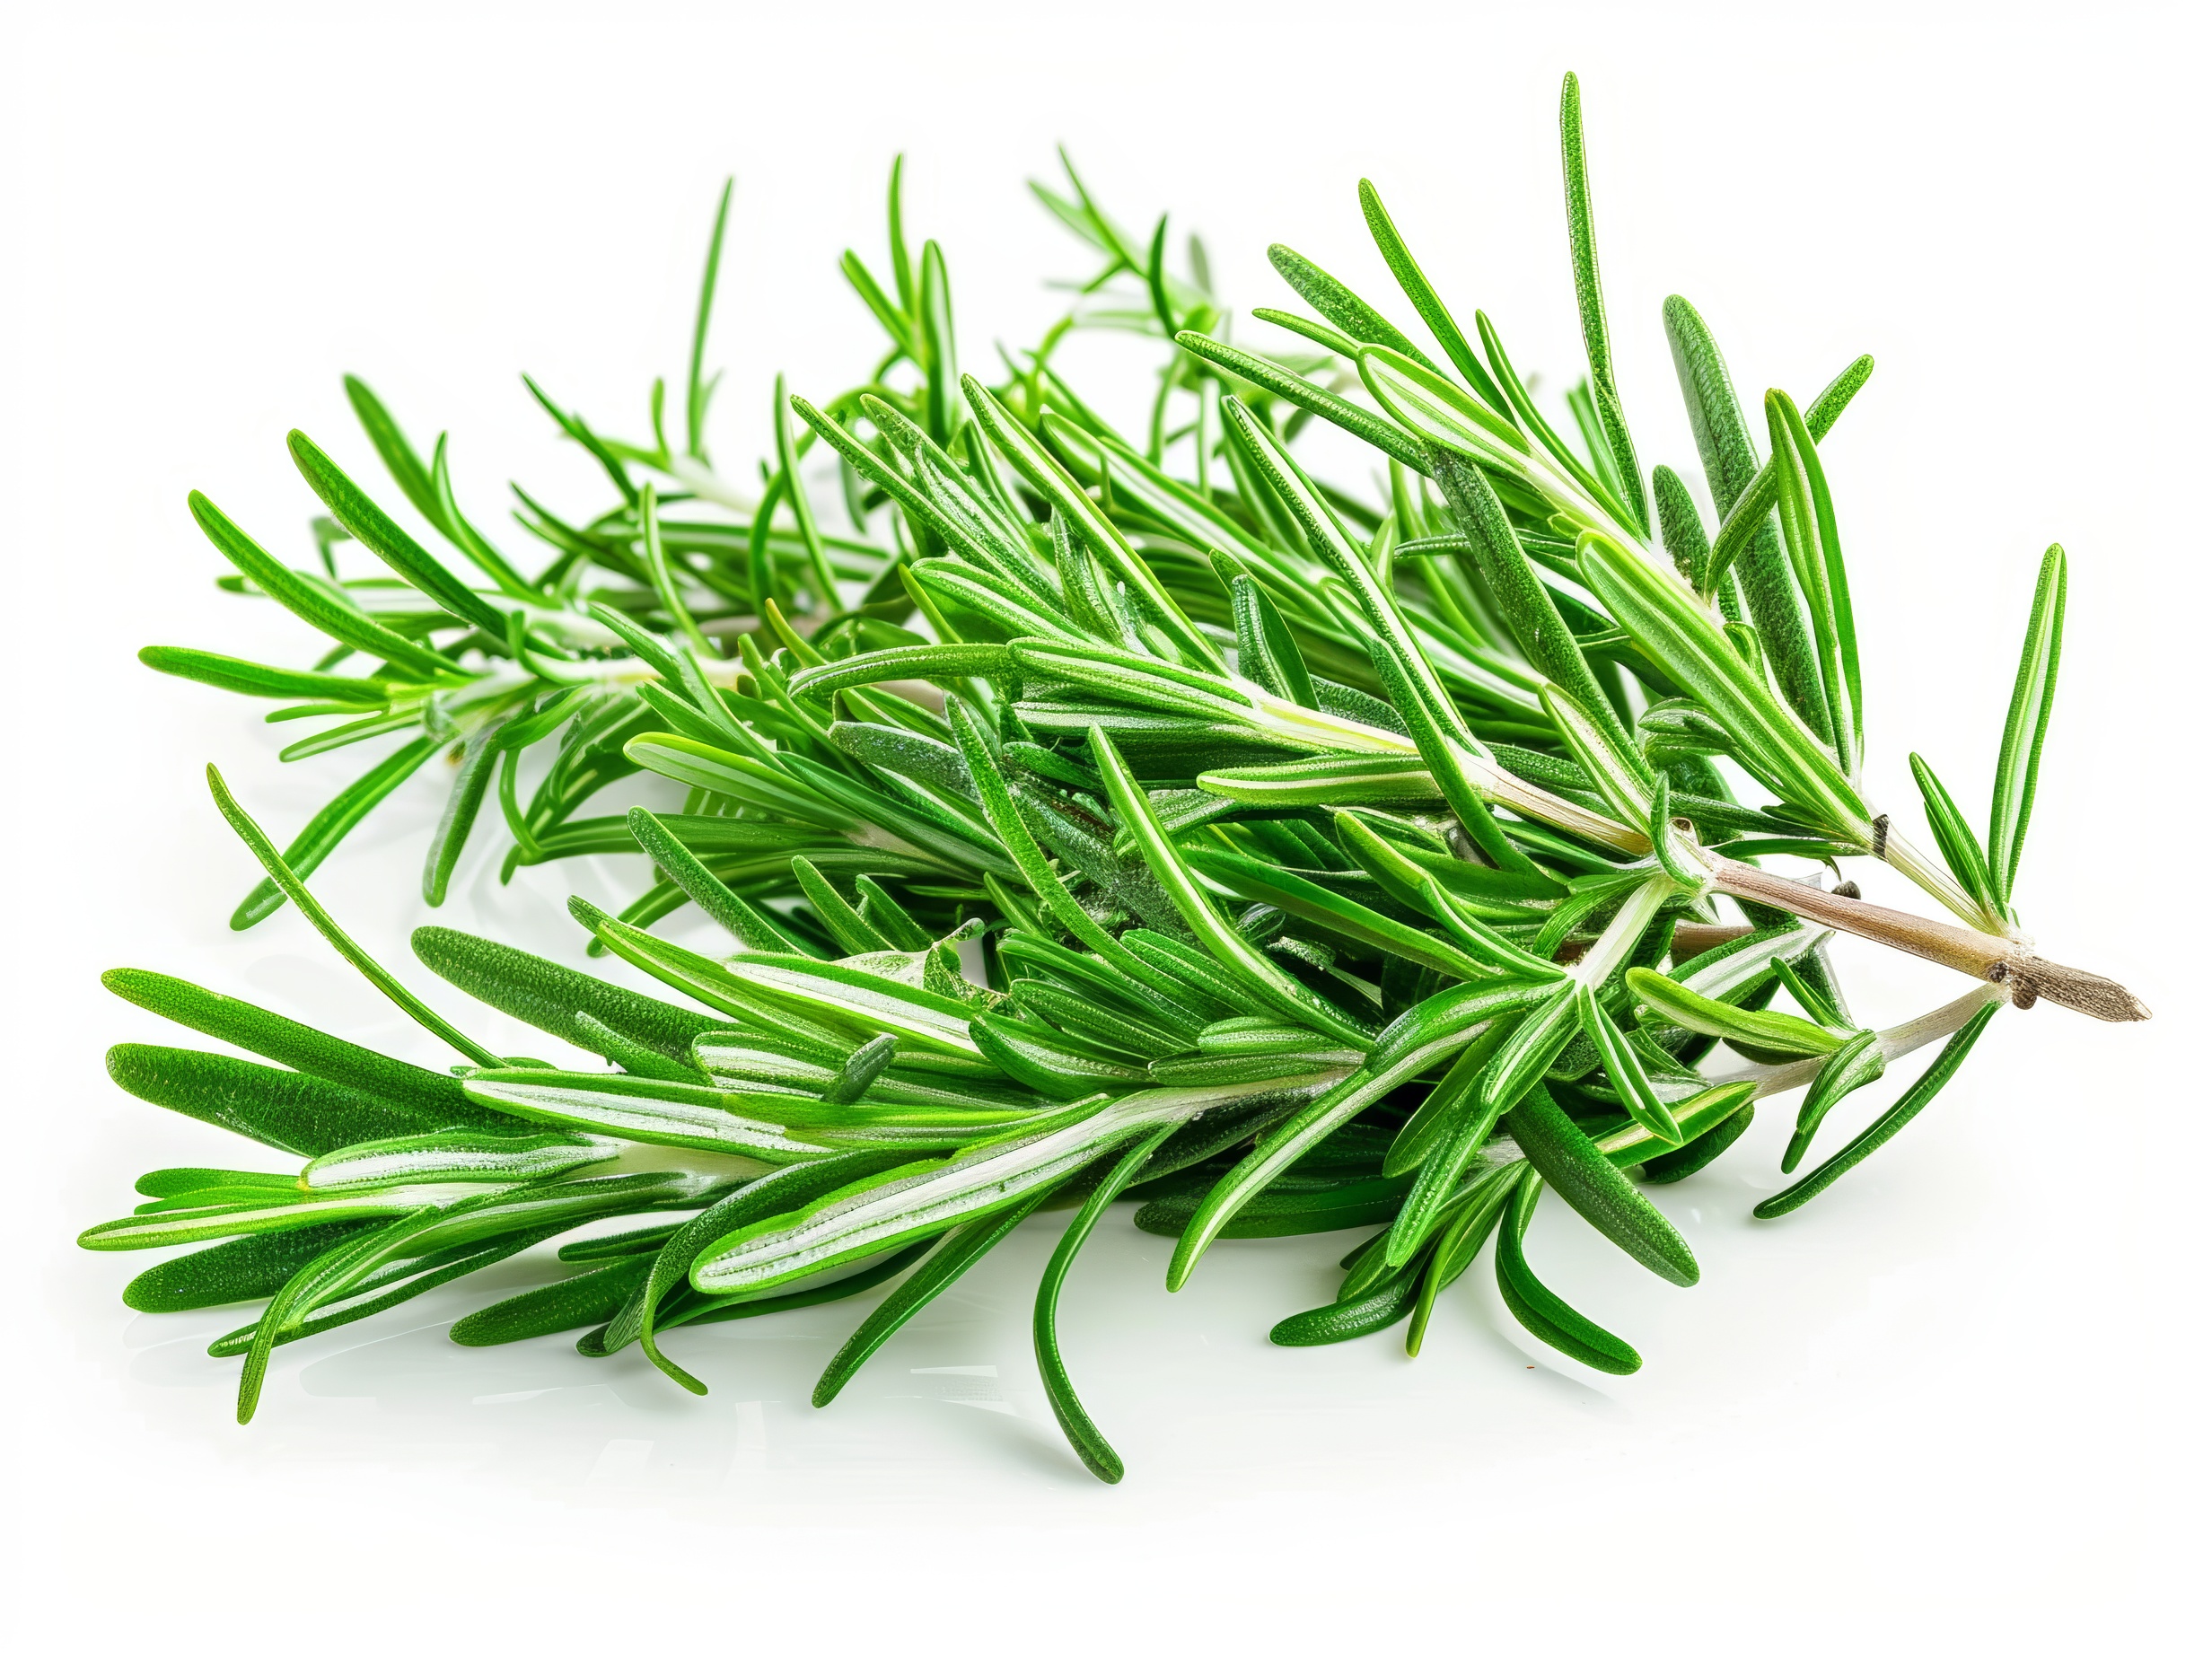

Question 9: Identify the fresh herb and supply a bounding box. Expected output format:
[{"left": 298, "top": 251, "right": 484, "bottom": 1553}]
[{"left": 88, "top": 75, "right": 2144, "bottom": 1480}]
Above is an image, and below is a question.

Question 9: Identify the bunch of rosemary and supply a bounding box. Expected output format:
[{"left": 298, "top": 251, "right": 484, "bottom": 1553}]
[{"left": 87, "top": 75, "right": 2145, "bottom": 1483}]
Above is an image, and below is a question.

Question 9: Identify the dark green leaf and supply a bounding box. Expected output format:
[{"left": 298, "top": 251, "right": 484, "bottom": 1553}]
[{"left": 1495, "top": 1172, "right": 1640, "bottom": 1372}]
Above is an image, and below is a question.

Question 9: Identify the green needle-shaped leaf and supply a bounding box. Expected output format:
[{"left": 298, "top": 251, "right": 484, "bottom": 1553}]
[
  {"left": 1624, "top": 966, "right": 1842, "bottom": 1061},
  {"left": 963, "top": 377, "right": 1222, "bottom": 671},
  {"left": 1035, "top": 1125, "right": 1175, "bottom": 1482},
  {"left": 104, "top": 968, "right": 487, "bottom": 1125},
  {"left": 604, "top": 1150, "right": 909, "bottom": 1391},
  {"left": 451, "top": 1257, "right": 649, "bottom": 1347},
  {"left": 1987, "top": 545, "right": 2067, "bottom": 914},
  {"left": 1267, "top": 242, "right": 1437, "bottom": 371},
  {"left": 1227, "top": 570, "right": 1316, "bottom": 707},
  {"left": 1170, "top": 979, "right": 1538, "bottom": 1290},
  {"left": 919, "top": 241, "right": 959, "bottom": 442},
  {"left": 1495, "top": 1172, "right": 1641, "bottom": 1373},
  {"left": 342, "top": 374, "right": 451, "bottom": 537},
  {"left": 1356, "top": 178, "right": 1512, "bottom": 415},
  {"left": 1539, "top": 681, "right": 1654, "bottom": 826},
  {"left": 1174, "top": 331, "right": 1429, "bottom": 471},
  {"left": 686, "top": 178, "right": 733, "bottom": 460},
  {"left": 422, "top": 715, "right": 510, "bottom": 908},
  {"left": 1638, "top": 1099, "right": 1755, "bottom": 1184},
  {"left": 208, "top": 767, "right": 501, "bottom": 1066},
  {"left": 462, "top": 1068, "right": 829, "bottom": 1162},
  {"left": 136, "top": 647, "right": 392, "bottom": 705},
  {"left": 1577, "top": 985, "right": 1682, "bottom": 1146},
  {"left": 1479, "top": 979, "right": 1580, "bottom": 1117},
  {"left": 1662, "top": 294, "right": 1833, "bottom": 734},
  {"left": 1091, "top": 727, "right": 1373, "bottom": 1048},
  {"left": 1384, "top": 1018, "right": 1520, "bottom": 1179},
  {"left": 627, "top": 808, "right": 815, "bottom": 954},
  {"left": 636, "top": 482, "right": 714, "bottom": 657},
  {"left": 1383, "top": 1032, "right": 1519, "bottom": 1265},
  {"left": 104, "top": 1043, "right": 451, "bottom": 1154},
  {"left": 186, "top": 492, "right": 460, "bottom": 679},
  {"left": 1427, "top": 447, "right": 1631, "bottom": 758},
  {"left": 411, "top": 925, "right": 721, "bottom": 1061},
  {"left": 1651, "top": 465, "right": 1712, "bottom": 588},
  {"left": 1558, "top": 72, "right": 1646, "bottom": 536},
  {"left": 288, "top": 430, "right": 508, "bottom": 637},
  {"left": 229, "top": 736, "right": 441, "bottom": 929},
  {"left": 813, "top": 1194, "right": 1050, "bottom": 1407},
  {"left": 1909, "top": 754, "right": 1999, "bottom": 924},
  {"left": 1766, "top": 390, "right": 1862, "bottom": 778},
  {"left": 1405, "top": 1167, "right": 1521, "bottom": 1355},
  {"left": 1269, "top": 1254, "right": 1428, "bottom": 1346},
  {"left": 1757, "top": 1001, "right": 2002, "bottom": 1217},
  {"left": 1218, "top": 397, "right": 1466, "bottom": 745},
  {"left": 125, "top": 1221, "right": 373, "bottom": 1314},
  {"left": 1508, "top": 1083, "right": 1698, "bottom": 1286},
  {"left": 1177, "top": 844, "right": 1494, "bottom": 983},
  {"left": 1704, "top": 352, "right": 1875, "bottom": 601},
  {"left": 946, "top": 697, "right": 1172, "bottom": 996},
  {"left": 771, "top": 376, "right": 839, "bottom": 607},
  {"left": 1781, "top": 1026, "right": 1885, "bottom": 1173},
  {"left": 1576, "top": 530, "right": 1870, "bottom": 842}
]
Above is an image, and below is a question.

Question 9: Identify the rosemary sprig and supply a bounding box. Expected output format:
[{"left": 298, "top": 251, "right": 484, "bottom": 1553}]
[{"left": 86, "top": 74, "right": 2144, "bottom": 1481}]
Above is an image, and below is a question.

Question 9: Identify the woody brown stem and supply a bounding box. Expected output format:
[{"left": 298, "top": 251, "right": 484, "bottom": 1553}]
[
  {"left": 1709, "top": 859, "right": 2149, "bottom": 1023},
  {"left": 1554, "top": 921, "right": 1750, "bottom": 964}
]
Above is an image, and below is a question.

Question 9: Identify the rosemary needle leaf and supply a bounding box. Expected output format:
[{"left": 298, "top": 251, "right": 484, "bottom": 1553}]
[
  {"left": 103, "top": 968, "right": 485, "bottom": 1122},
  {"left": 287, "top": 430, "right": 510, "bottom": 638},
  {"left": 1507, "top": 1084, "right": 1698, "bottom": 1287},
  {"left": 125, "top": 1222, "right": 374, "bottom": 1315},
  {"left": 422, "top": 715, "right": 511, "bottom": 908},
  {"left": 186, "top": 490, "right": 460, "bottom": 679},
  {"left": 1173, "top": 331, "right": 1428, "bottom": 472},
  {"left": 610, "top": 1151, "right": 913, "bottom": 1392},
  {"left": 1558, "top": 73, "right": 1646, "bottom": 537},
  {"left": 342, "top": 374, "right": 452, "bottom": 538},
  {"left": 1757, "top": 1001, "right": 2002, "bottom": 1217},
  {"left": 103, "top": 1043, "right": 452, "bottom": 1155},
  {"left": 1384, "top": 1047, "right": 1508, "bottom": 1267},
  {"left": 1988, "top": 545, "right": 2067, "bottom": 915},
  {"left": 1624, "top": 966, "right": 1841, "bottom": 1061},
  {"left": 1427, "top": 446, "right": 1628, "bottom": 755},
  {"left": 1228, "top": 570, "right": 1318, "bottom": 707},
  {"left": 686, "top": 178, "right": 734, "bottom": 460},
  {"left": 1637, "top": 1100, "right": 1754, "bottom": 1185},
  {"left": 1035, "top": 1126, "right": 1176, "bottom": 1481},
  {"left": 1781, "top": 1026, "right": 1886, "bottom": 1174},
  {"left": 1909, "top": 753, "right": 2000, "bottom": 924},
  {"left": 813, "top": 1194, "right": 1051, "bottom": 1407},
  {"left": 1169, "top": 980, "right": 1536, "bottom": 1291},
  {"left": 1577, "top": 985, "right": 1684, "bottom": 1147},
  {"left": 410, "top": 925, "right": 721, "bottom": 1060},
  {"left": 207, "top": 766, "right": 501, "bottom": 1066},
  {"left": 1660, "top": 294, "right": 1830, "bottom": 733},
  {"left": 1765, "top": 390, "right": 1863, "bottom": 778},
  {"left": 1270, "top": 1254, "right": 1429, "bottom": 1347},
  {"left": 1267, "top": 242, "right": 1439, "bottom": 373},
  {"left": 1356, "top": 177, "right": 1511, "bottom": 414},
  {"left": 230, "top": 736, "right": 442, "bottom": 929},
  {"left": 1091, "top": 728, "right": 1372, "bottom": 1048},
  {"left": 137, "top": 646, "right": 393, "bottom": 705},
  {"left": 1495, "top": 1172, "right": 1641, "bottom": 1374},
  {"left": 451, "top": 1257, "right": 650, "bottom": 1347},
  {"left": 628, "top": 807, "right": 816, "bottom": 955}
]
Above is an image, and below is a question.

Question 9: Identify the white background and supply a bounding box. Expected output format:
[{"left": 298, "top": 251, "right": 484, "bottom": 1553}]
[{"left": 4, "top": 2, "right": 2205, "bottom": 1658}]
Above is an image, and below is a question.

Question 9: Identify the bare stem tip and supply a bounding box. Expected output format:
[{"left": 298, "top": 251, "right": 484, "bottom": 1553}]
[{"left": 1991, "top": 954, "right": 2151, "bottom": 1023}]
